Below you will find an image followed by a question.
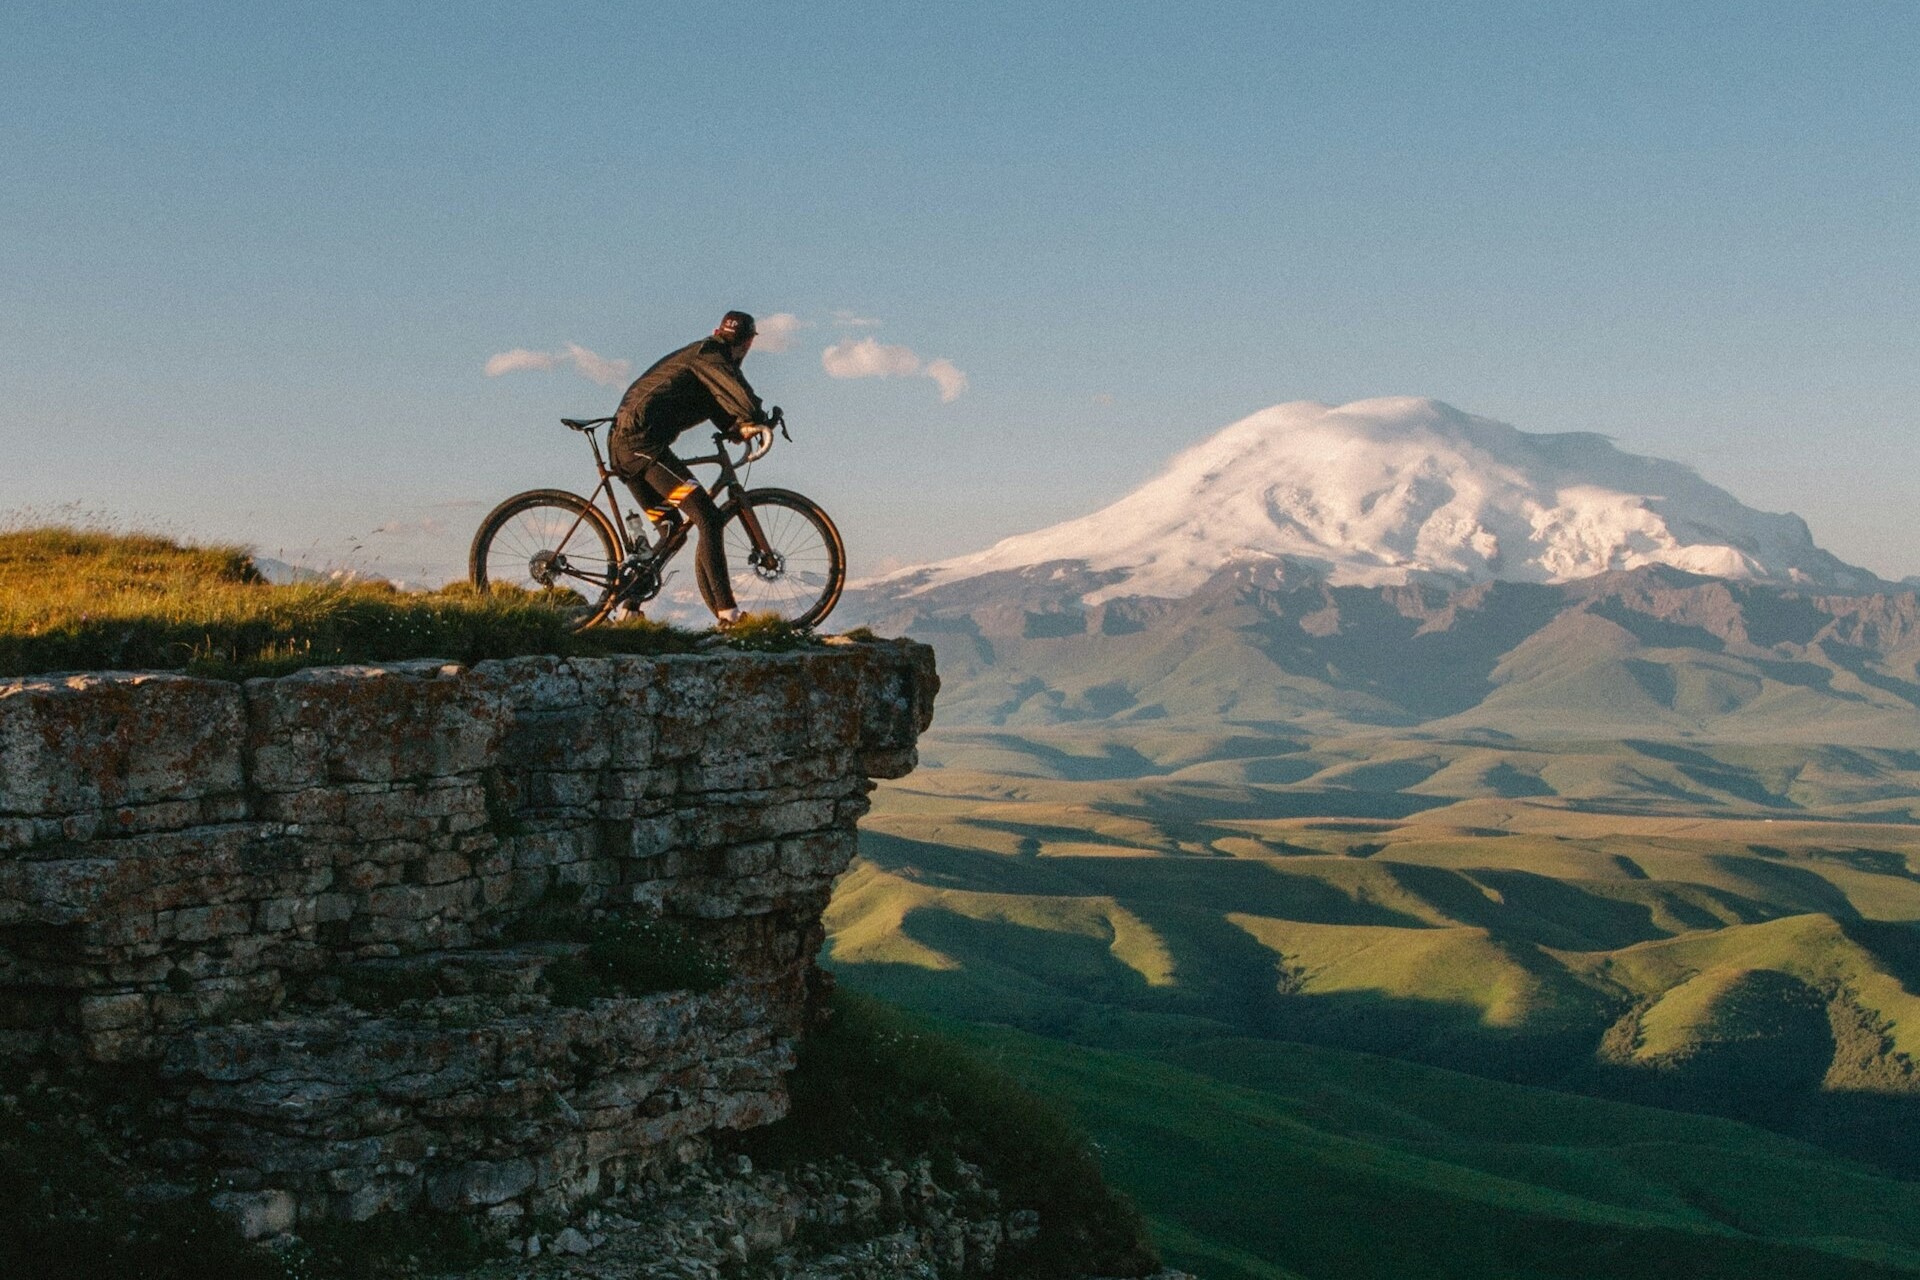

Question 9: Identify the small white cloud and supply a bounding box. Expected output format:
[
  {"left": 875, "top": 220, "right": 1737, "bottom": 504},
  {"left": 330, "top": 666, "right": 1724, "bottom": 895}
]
[
  {"left": 821, "top": 337, "right": 968, "bottom": 402},
  {"left": 484, "top": 343, "right": 631, "bottom": 387},
  {"left": 832, "top": 310, "right": 882, "bottom": 328},
  {"left": 924, "top": 358, "right": 968, "bottom": 404},
  {"left": 484, "top": 348, "right": 557, "bottom": 377},
  {"left": 822, "top": 336, "right": 923, "bottom": 380},
  {"left": 564, "top": 343, "right": 631, "bottom": 386},
  {"left": 1092, "top": 392, "right": 1116, "bottom": 406},
  {"left": 756, "top": 312, "right": 804, "bottom": 353}
]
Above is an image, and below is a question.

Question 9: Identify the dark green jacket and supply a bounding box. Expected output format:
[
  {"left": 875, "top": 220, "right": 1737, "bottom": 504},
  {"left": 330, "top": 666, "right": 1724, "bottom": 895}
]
[{"left": 611, "top": 338, "right": 764, "bottom": 465}]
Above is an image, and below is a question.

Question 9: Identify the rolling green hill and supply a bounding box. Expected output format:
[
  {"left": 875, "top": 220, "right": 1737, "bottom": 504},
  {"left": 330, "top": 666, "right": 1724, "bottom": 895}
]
[
  {"left": 827, "top": 729, "right": 1920, "bottom": 1274},
  {"left": 833, "top": 760, "right": 1920, "bottom": 1136},
  {"left": 944, "top": 1023, "right": 1920, "bottom": 1279}
]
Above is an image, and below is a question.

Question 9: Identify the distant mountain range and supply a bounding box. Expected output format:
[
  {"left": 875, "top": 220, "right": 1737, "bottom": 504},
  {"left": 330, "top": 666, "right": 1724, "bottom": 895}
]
[
  {"left": 829, "top": 399, "right": 1920, "bottom": 1274},
  {"left": 843, "top": 399, "right": 1918, "bottom": 742},
  {"left": 876, "top": 397, "right": 1888, "bottom": 598},
  {"left": 251, "top": 556, "right": 417, "bottom": 591}
]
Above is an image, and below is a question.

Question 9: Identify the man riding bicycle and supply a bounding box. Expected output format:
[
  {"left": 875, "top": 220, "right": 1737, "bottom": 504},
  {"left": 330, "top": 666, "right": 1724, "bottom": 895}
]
[{"left": 611, "top": 310, "right": 770, "bottom": 626}]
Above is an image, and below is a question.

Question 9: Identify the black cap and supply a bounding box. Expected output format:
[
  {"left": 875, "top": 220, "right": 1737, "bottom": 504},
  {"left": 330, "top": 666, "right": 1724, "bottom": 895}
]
[{"left": 714, "top": 310, "right": 757, "bottom": 343}]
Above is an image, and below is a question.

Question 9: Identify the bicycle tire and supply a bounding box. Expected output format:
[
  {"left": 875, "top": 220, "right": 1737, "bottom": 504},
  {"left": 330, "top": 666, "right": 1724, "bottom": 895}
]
[
  {"left": 718, "top": 488, "right": 846, "bottom": 629},
  {"left": 469, "top": 488, "right": 623, "bottom": 631}
]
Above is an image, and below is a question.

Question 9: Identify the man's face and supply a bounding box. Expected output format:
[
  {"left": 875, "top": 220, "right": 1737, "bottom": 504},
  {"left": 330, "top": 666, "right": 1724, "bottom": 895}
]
[{"left": 733, "top": 334, "right": 754, "bottom": 361}]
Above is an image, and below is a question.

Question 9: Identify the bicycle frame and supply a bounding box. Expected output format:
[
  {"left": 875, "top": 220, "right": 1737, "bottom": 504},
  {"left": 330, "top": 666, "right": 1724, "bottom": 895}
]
[{"left": 562, "top": 421, "right": 774, "bottom": 596}]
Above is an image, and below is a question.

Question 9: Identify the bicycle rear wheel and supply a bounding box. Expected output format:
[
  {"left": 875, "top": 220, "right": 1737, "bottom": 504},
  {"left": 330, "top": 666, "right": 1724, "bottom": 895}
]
[
  {"left": 719, "top": 488, "right": 846, "bottom": 628},
  {"left": 469, "top": 489, "right": 622, "bottom": 631}
]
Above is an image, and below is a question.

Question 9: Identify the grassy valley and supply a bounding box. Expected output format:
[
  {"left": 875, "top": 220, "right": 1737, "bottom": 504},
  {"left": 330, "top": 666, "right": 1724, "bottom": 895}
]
[
  {"left": 827, "top": 721, "right": 1920, "bottom": 1275},
  {"left": 949, "top": 1022, "right": 1920, "bottom": 1279}
]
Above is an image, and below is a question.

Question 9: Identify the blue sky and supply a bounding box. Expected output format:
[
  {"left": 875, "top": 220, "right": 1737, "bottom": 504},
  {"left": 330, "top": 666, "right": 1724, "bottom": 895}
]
[{"left": 4, "top": 1, "right": 1916, "bottom": 582}]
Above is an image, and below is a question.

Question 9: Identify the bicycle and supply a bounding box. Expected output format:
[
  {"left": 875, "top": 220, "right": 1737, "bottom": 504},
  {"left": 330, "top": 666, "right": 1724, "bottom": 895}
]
[{"left": 468, "top": 408, "right": 845, "bottom": 631}]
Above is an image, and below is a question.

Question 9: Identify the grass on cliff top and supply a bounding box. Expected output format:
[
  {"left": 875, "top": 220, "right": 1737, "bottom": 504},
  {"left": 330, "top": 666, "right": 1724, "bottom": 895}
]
[{"left": 0, "top": 525, "right": 822, "bottom": 678}]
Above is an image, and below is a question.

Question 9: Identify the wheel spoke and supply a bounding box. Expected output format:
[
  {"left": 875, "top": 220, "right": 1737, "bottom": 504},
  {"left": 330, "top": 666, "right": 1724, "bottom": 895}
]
[
  {"left": 470, "top": 492, "right": 620, "bottom": 630},
  {"left": 719, "top": 492, "right": 844, "bottom": 627}
]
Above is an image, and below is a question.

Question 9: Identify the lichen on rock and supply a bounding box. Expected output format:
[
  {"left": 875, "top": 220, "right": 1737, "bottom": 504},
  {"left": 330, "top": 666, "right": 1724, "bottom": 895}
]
[{"left": 0, "top": 644, "right": 938, "bottom": 1238}]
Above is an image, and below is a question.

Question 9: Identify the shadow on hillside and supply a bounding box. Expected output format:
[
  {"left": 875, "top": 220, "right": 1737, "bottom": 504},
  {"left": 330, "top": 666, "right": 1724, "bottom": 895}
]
[
  {"left": 1581, "top": 980, "right": 1920, "bottom": 1177},
  {"left": 1625, "top": 740, "right": 1806, "bottom": 809},
  {"left": 1702, "top": 854, "right": 1865, "bottom": 920},
  {"left": 858, "top": 833, "right": 1097, "bottom": 896},
  {"left": 1821, "top": 640, "right": 1920, "bottom": 710},
  {"left": 963, "top": 816, "right": 1178, "bottom": 856},
  {"left": 1838, "top": 917, "right": 1920, "bottom": 989},
  {"left": 863, "top": 829, "right": 1810, "bottom": 954},
  {"left": 1481, "top": 761, "right": 1557, "bottom": 797},
  {"left": 937, "top": 731, "right": 1168, "bottom": 780},
  {"left": 1389, "top": 862, "right": 1674, "bottom": 949},
  {"left": 1588, "top": 600, "right": 1730, "bottom": 652},
  {"left": 1114, "top": 785, "right": 1454, "bottom": 823},
  {"left": 901, "top": 910, "right": 1169, "bottom": 1014},
  {"left": 837, "top": 912, "right": 1920, "bottom": 1180},
  {"left": 1241, "top": 581, "right": 1570, "bottom": 720}
]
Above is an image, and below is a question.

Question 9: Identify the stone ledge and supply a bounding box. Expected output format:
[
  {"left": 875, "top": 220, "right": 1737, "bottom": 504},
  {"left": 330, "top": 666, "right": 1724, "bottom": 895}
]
[{"left": 0, "top": 641, "right": 937, "bottom": 1227}]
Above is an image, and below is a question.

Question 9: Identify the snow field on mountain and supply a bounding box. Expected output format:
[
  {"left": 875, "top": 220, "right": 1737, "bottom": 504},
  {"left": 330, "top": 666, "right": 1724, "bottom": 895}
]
[{"left": 888, "top": 397, "right": 1875, "bottom": 601}]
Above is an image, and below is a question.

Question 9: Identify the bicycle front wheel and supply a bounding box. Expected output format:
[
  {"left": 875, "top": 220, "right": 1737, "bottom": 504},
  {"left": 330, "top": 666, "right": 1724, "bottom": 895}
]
[
  {"left": 719, "top": 488, "right": 846, "bottom": 629},
  {"left": 469, "top": 489, "right": 622, "bottom": 631}
]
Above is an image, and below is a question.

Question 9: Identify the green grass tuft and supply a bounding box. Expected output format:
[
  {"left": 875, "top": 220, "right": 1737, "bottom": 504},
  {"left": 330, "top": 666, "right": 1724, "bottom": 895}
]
[
  {"left": 543, "top": 912, "right": 730, "bottom": 1006},
  {"left": 504, "top": 890, "right": 730, "bottom": 1004},
  {"left": 710, "top": 610, "right": 823, "bottom": 651}
]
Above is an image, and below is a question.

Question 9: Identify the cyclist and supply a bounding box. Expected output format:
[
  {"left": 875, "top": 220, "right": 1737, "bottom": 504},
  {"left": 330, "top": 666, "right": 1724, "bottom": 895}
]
[{"left": 610, "top": 310, "right": 770, "bottom": 626}]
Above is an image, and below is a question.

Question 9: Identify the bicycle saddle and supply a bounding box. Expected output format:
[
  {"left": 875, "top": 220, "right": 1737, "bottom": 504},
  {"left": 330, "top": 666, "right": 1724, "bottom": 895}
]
[{"left": 561, "top": 416, "right": 613, "bottom": 431}]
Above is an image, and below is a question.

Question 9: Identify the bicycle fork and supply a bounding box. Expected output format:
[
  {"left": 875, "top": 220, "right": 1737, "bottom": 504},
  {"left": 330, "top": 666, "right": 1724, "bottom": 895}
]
[{"left": 724, "top": 485, "right": 781, "bottom": 570}]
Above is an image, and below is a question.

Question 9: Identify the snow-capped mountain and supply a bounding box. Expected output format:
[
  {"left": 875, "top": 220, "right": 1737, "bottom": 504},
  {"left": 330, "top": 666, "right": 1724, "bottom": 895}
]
[
  {"left": 878, "top": 397, "right": 1880, "bottom": 601},
  {"left": 251, "top": 556, "right": 417, "bottom": 591}
]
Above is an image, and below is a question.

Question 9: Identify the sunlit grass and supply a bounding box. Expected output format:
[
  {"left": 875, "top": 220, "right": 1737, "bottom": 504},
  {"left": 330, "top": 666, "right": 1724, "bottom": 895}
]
[{"left": 0, "top": 525, "right": 712, "bottom": 678}]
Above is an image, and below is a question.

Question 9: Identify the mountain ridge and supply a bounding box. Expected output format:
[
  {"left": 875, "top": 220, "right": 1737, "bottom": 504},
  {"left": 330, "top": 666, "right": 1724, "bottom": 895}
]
[
  {"left": 871, "top": 397, "right": 1888, "bottom": 601},
  {"left": 841, "top": 558, "right": 1920, "bottom": 741},
  {"left": 844, "top": 398, "right": 1913, "bottom": 740}
]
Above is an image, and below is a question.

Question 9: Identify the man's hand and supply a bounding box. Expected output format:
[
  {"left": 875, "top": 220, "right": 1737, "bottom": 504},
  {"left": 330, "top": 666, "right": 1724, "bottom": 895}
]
[{"left": 737, "top": 422, "right": 775, "bottom": 461}]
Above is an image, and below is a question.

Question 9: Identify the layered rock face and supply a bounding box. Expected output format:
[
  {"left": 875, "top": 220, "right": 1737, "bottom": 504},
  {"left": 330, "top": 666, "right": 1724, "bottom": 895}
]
[{"left": 0, "top": 642, "right": 935, "bottom": 1234}]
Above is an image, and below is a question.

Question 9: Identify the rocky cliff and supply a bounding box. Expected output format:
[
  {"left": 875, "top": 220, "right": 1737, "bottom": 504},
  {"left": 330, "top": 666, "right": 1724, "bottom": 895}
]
[{"left": 0, "top": 642, "right": 936, "bottom": 1241}]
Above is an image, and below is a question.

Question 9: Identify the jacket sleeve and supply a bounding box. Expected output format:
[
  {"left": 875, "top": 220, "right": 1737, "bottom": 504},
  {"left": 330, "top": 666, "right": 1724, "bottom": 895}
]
[{"left": 691, "top": 352, "right": 766, "bottom": 428}]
